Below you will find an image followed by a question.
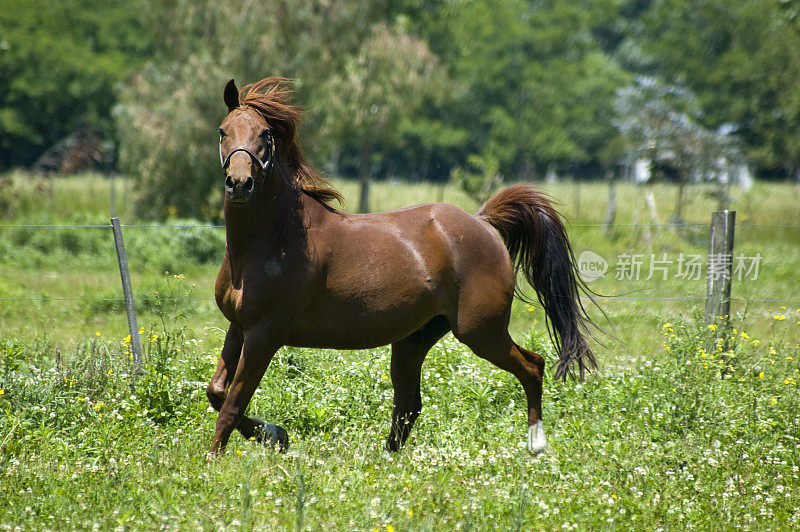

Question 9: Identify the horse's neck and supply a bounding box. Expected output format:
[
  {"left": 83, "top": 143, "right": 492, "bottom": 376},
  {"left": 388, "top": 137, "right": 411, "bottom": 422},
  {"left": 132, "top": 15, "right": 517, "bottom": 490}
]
[{"left": 224, "top": 193, "right": 294, "bottom": 256}]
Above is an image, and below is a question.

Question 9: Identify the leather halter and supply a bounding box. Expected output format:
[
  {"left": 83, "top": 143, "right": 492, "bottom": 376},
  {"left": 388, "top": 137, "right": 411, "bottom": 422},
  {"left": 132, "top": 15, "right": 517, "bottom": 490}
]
[{"left": 219, "top": 131, "right": 276, "bottom": 192}]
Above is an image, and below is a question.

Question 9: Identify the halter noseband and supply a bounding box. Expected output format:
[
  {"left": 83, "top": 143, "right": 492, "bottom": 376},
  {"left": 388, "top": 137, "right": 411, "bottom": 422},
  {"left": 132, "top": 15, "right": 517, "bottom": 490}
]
[{"left": 219, "top": 131, "right": 276, "bottom": 192}]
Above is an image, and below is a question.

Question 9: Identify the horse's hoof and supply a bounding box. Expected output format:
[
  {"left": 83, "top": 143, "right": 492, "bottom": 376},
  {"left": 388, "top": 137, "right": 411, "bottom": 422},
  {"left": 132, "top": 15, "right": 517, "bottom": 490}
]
[
  {"left": 526, "top": 420, "right": 548, "bottom": 455},
  {"left": 254, "top": 421, "right": 289, "bottom": 453},
  {"left": 384, "top": 439, "right": 399, "bottom": 453}
]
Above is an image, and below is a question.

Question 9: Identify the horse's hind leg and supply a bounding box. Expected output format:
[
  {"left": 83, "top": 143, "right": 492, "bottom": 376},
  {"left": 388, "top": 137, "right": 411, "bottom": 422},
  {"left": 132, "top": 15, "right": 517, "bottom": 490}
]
[
  {"left": 386, "top": 315, "right": 450, "bottom": 452},
  {"left": 454, "top": 326, "right": 547, "bottom": 454},
  {"left": 206, "top": 324, "right": 271, "bottom": 443}
]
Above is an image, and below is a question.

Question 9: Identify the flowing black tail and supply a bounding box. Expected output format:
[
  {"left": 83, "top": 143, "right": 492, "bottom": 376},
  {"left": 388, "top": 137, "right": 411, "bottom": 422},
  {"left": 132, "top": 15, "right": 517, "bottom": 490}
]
[{"left": 479, "top": 184, "right": 598, "bottom": 381}]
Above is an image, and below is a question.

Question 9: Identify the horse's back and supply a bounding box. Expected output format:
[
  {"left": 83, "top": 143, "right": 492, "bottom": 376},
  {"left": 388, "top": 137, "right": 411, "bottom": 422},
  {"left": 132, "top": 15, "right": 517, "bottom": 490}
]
[{"left": 334, "top": 202, "right": 512, "bottom": 283}]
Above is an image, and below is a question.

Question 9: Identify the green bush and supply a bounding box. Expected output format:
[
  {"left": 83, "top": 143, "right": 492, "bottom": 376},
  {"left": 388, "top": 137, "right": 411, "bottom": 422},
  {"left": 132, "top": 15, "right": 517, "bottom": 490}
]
[
  {"left": 124, "top": 220, "right": 225, "bottom": 272},
  {"left": 0, "top": 216, "right": 225, "bottom": 272}
]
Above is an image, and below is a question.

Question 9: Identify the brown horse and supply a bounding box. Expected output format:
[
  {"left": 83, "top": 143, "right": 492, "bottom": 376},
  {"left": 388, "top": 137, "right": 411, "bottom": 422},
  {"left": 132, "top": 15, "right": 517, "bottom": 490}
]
[{"left": 206, "top": 77, "right": 597, "bottom": 456}]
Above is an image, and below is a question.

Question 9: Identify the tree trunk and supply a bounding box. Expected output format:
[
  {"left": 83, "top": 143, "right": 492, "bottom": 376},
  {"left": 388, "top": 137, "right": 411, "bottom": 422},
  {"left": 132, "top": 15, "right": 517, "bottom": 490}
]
[
  {"left": 675, "top": 178, "right": 686, "bottom": 221},
  {"left": 359, "top": 140, "right": 370, "bottom": 213}
]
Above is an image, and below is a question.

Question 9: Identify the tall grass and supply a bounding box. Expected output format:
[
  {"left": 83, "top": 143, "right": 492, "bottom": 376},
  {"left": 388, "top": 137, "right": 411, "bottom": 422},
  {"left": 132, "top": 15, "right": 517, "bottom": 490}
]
[{"left": 0, "top": 316, "right": 798, "bottom": 528}]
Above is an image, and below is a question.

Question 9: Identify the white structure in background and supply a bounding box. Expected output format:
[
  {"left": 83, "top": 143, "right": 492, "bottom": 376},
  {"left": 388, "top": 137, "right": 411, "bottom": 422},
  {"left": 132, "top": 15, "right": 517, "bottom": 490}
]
[
  {"left": 625, "top": 157, "right": 752, "bottom": 190},
  {"left": 724, "top": 163, "right": 753, "bottom": 190},
  {"left": 545, "top": 164, "right": 559, "bottom": 183},
  {"left": 633, "top": 158, "right": 651, "bottom": 183}
]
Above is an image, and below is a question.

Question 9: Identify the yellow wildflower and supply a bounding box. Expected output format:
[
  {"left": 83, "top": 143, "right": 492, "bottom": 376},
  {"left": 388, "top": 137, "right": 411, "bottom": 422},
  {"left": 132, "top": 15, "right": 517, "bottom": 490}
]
[
  {"left": 707, "top": 324, "right": 717, "bottom": 331},
  {"left": 407, "top": 509, "right": 414, "bottom": 517},
  {"left": 0, "top": 389, "right": 4, "bottom": 395},
  {"left": 774, "top": 315, "right": 786, "bottom": 321},
  {"left": 759, "top": 372, "right": 764, "bottom": 379}
]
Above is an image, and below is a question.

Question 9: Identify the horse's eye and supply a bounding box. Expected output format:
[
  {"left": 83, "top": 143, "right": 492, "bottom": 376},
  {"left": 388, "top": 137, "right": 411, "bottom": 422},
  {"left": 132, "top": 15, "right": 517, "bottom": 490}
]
[
  {"left": 259, "top": 129, "right": 270, "bottom": 139},
  {"left": 218, "top": 129, "right": 226, "bottom": 141}
]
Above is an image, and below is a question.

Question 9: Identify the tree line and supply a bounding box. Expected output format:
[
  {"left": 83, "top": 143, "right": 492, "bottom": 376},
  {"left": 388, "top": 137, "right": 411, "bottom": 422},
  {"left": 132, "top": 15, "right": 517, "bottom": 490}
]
[{"left": 2, "top": 0, "right": 799, "bottom": 218}]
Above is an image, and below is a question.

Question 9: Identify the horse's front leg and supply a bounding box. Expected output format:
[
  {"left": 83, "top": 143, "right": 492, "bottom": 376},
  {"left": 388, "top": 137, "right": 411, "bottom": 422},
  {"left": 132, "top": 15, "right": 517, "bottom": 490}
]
[
  {"left": 206, "top": 324, "right": 267, "bottom": 440},
  {"left": 206, "top": 324, "right": 243, "bottom": 411},
  {"left": 208, "top": 328, "right": 279, "bottom": 456}
]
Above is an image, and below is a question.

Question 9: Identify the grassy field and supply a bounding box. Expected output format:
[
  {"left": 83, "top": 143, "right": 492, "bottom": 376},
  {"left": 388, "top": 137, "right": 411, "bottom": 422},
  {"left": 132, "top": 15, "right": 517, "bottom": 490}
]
[{"left": 1, "top": 172, "right": 799, "bottom": 529}]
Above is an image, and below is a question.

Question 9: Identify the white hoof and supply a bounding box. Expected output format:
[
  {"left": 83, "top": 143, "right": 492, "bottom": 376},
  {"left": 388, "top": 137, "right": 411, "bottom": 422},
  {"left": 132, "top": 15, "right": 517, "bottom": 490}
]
[{"left": 527, "top": 420, "right": 547, "bottom": 455}]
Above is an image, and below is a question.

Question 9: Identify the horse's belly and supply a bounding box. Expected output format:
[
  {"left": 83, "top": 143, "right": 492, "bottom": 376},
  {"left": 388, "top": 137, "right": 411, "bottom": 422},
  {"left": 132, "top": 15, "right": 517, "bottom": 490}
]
[{"left": 285, "top": 290, "right": 441, "bottom": 349}]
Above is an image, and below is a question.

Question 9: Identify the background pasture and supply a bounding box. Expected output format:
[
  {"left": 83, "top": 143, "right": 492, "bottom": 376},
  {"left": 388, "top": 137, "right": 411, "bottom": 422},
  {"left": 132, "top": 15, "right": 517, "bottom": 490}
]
[{"left": 1, "top": 174, "right": 798, "bottom": 528}]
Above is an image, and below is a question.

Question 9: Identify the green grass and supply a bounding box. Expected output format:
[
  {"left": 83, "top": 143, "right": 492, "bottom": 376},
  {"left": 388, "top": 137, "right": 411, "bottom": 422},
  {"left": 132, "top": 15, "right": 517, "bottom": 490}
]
[
  {"left": 1, "top": 172, "right": 799, "bottom": 528},
  {"left": 1, "top": 317, "right": 798, "bottom": 529}
]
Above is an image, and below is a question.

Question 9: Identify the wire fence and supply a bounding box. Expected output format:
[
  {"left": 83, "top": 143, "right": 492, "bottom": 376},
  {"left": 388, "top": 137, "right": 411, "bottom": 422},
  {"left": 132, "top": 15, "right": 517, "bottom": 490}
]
[
  {"left": 2, "top": 222, "right": 798, "bottom": 229},
  {"left": 1, "top": 219, "right": 799, "bottom": 306}
]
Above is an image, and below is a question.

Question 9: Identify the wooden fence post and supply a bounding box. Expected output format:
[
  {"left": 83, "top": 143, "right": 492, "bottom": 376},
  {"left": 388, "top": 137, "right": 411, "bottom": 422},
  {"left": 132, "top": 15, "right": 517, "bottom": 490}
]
[
  {"left": 111, "top": 217, "right": 142, "bottom": 375},
  {"left": 705, "top": 210, "right": 736, "bottom": 329}
]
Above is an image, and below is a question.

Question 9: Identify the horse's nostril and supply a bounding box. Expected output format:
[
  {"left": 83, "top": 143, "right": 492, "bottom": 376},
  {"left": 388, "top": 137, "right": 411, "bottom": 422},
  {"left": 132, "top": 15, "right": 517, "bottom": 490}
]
[
  {"left": 244, "top": 177, "right": 253, "bottom": 192},
  {"left": 225, "top": 175, "right": 234, "bottom": 190}
]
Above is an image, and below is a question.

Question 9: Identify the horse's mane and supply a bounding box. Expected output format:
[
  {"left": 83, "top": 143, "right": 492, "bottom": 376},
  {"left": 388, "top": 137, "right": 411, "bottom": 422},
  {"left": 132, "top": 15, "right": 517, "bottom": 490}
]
[{"left": 237, "top": 77, "right": 343, "bottom": 207}]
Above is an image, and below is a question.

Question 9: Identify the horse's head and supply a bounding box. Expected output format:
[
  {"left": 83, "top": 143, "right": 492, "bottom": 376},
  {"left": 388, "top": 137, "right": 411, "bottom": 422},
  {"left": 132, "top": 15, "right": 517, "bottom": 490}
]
[
  {"left": 218, "top": 77, "right": 343, "bottom": 209},
  {"left": 219, "top": 79, "right": 277, "bottom": 204}
]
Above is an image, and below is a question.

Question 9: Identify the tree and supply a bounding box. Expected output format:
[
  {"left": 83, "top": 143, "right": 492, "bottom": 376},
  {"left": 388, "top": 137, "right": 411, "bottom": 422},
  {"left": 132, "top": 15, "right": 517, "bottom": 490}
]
[
  {"left": 320, "top": 26, "right": 443, "bottom": 212},
  {"left": 0, "top": 0, "right": 149, "bottom": 170},
  {"left": 410, "top": 0, "right": 630, "bottom": 182},
  {"left": 116, "top": 0, "right": 402, "bottom": 219},
  {"left": 638, "top": 0, "right": 800, "bottom": 179},
  {"left": 614, "top": 77, "right": 745, "bottom": 220}
]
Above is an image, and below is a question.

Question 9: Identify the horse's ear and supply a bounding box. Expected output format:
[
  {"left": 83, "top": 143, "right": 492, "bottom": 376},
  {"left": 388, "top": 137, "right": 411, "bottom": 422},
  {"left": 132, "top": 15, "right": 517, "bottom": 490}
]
[{"left": 224, "top": 79, "right": 239, "bottom": 112}]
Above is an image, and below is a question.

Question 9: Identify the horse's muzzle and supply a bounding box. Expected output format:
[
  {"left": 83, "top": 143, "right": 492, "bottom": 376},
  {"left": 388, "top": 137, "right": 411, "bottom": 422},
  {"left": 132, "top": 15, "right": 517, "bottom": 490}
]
[{"left": 225, "top": 174, "right": 254, "bottom": 203}]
